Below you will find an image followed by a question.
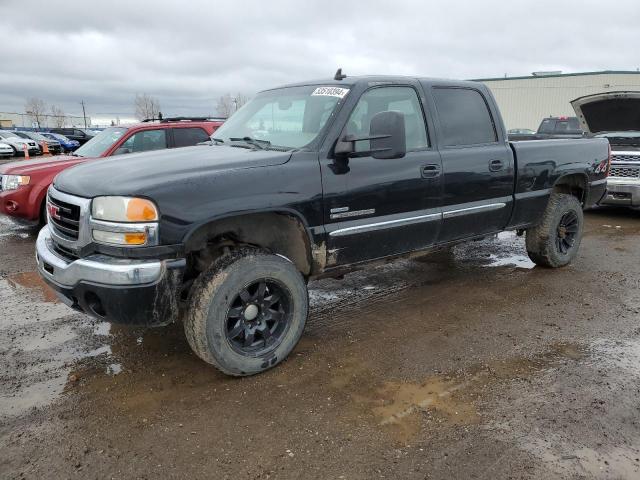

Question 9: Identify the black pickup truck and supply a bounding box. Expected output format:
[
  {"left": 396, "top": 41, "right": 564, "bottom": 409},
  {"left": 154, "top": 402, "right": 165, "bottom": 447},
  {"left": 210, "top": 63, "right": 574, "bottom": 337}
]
[{"left": 36, "top": 74, "right": 610, "bottom": 376}]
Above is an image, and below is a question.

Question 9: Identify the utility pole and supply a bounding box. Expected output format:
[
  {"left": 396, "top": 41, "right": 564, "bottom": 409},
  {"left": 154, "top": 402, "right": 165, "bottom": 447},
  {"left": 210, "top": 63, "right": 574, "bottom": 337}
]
[{"left": 80, "top": 100, "right": 87, "bottom": 128}]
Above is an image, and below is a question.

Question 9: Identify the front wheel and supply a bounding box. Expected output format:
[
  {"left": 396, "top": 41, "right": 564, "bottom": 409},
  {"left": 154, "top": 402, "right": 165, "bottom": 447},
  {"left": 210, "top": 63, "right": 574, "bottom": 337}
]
[
  {"left": 525, "top": 193, "right": 584, "bottom": 268},
  {"left": 184, "top": 248, "right": 308, "bottom": 376}
]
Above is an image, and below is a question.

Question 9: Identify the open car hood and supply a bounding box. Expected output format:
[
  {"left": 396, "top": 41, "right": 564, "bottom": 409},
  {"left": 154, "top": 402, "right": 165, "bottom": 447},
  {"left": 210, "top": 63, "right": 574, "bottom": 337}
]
[{"left": 571, "top": 91, "right": 640, "bottom": 134}]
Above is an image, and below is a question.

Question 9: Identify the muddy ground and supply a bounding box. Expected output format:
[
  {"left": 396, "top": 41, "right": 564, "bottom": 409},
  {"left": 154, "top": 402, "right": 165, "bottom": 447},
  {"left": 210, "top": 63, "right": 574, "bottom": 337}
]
[{"left": 1, "top": 209, "right": 640, "bottom": 479}]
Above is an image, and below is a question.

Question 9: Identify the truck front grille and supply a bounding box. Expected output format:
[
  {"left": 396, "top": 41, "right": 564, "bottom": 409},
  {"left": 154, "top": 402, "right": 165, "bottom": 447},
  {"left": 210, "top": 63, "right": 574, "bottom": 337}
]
[
  {"left": 48, "top": 195, "right": 81, "bottom": 240},
  {"left": 612, "top": 154, "right": 640, "bottom": 163},
  {"left": 609, "top": 165, "right": 640, "bottom": 179}
]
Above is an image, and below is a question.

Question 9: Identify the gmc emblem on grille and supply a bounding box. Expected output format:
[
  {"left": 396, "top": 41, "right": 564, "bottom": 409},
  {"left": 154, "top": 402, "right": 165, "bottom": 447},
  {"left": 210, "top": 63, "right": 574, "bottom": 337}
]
[{"left": 47, "top": 203, "right": 60, "bottom": 220}]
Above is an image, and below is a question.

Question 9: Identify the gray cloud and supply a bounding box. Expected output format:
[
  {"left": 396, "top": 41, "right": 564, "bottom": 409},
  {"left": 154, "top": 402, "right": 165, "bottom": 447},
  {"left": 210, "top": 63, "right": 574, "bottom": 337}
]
[{"left": 1, "top": 0, "right": 639, "bottom": 121}]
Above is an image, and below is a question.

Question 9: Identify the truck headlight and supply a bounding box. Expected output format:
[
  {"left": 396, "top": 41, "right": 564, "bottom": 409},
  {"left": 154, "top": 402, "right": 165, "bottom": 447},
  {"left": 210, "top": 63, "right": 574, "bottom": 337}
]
[
  {"left": 90, "top": 196, "right": 159, "bottom": 247},
  {"left": 91, "top": 196, "right": 158, "bottom": 222},
  {"left": 1, "top": 175, "right": 30, "bottom": 190}
]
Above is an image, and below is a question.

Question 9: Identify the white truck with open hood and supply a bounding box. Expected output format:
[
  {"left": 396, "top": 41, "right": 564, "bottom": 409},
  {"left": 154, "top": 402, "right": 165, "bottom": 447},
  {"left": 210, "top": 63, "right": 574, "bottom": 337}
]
[{"left": 572, "top": 91, "right": 640, "bottom": 208}]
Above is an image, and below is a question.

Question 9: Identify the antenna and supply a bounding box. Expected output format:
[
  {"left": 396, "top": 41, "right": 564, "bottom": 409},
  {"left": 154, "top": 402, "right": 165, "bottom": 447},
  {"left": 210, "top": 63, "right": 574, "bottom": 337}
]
[{"left": 334, "top": 68, "right": 347, "bottom": 81}]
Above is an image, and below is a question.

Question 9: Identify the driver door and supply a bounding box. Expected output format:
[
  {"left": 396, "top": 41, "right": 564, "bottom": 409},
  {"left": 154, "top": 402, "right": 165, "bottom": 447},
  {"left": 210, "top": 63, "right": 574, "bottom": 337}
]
[{"left": 320, "top": 84, "right": 443, "bottom": 266}]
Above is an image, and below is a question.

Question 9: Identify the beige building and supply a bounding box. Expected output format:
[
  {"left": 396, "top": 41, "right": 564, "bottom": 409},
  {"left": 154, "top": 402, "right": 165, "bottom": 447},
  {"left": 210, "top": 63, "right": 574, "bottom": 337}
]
[{"left": 476, "top": 70, "right": 640, "bottom": 131}]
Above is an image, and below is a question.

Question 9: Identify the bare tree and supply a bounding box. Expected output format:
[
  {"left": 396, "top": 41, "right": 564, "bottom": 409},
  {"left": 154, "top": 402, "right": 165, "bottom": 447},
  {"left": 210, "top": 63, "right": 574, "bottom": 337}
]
[
  {"left": 216, "top": 93, "right": 234, "bottom": 118},
  {"left": 134, "top": 93, "right": 161, "bottom": 121},
  {"left": 216, "top": 93, "right": 250, "bottom": 118},
  {"left": 25, "top": 97, "right": 47, "bottom": 128},
  {"left": 50, "top": 105, "right": 66, "bottom": 128}
]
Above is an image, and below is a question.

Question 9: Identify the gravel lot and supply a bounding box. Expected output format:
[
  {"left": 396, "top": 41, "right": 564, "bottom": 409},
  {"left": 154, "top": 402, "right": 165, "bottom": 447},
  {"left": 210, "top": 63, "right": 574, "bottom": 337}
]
[{"left": 1, "top": 208, "right": 640, "bottom": 479}]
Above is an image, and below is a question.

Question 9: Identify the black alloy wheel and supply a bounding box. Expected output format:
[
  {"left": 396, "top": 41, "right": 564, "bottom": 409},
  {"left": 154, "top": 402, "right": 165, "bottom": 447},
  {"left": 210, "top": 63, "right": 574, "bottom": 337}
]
[
  {"left": 225, "top": 279, "right": 291, "bottom": 356},
  {"left": 556, "top": 210, "right": 579, "bottom": 254}
]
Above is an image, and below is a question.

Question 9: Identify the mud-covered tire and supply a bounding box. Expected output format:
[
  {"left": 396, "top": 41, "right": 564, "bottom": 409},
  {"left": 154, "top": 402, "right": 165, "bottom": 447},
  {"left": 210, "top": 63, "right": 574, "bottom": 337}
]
[
  {"left": 525, "top": 193, "right": 584, "bottom": 268},
  {"left": 184, "top": 248, "right": 308, "bottom": 376}
]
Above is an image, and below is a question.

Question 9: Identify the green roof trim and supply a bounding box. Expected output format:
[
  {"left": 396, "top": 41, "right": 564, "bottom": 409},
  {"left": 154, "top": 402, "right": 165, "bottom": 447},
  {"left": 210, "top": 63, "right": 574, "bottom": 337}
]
[{"left": 471, "top": 70, "right": 640, "bottom": 82}]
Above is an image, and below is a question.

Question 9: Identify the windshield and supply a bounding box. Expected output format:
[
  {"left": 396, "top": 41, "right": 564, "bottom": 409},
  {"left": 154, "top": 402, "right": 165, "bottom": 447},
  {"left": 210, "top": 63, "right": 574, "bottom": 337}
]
[
  {"left": 212, "top": 85, "right": 349, "bottom": 150},
  {"left": 74, "top": 127, "right": 127, "bottom": 157},
  {"left": 0, "top": 131, "right": 19, "bottom": 139},
  {"left": 12, "top": 132, "right": 30, "bottom": 139},
  {"left": 29, "top": 132, "right": 48, "bottom": 140}
]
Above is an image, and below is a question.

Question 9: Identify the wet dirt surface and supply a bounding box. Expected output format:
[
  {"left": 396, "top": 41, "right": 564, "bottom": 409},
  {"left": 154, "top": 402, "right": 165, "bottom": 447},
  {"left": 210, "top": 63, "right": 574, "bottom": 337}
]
[{"left": 1, "top": 208, "right": 640, "bottom": 479}]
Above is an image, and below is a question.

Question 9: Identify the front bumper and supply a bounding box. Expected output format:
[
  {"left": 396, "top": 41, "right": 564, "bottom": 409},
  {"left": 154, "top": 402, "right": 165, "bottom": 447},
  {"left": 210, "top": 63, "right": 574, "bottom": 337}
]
[
  {"left": 600, "top": 178, "right": 640, "bottom": 207},
  {"left": 36, "top": 225, "right": 185, "bottom": 326}
]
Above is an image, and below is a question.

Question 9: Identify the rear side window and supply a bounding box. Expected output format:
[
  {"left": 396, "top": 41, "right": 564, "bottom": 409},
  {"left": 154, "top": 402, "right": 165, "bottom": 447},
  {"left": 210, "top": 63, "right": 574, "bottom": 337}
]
[
  {"left": 173, "top": 127, "right": 210, "bottom": 147},
  {"left": 432, "top": 88, "right": 497, "bottom": 146}
]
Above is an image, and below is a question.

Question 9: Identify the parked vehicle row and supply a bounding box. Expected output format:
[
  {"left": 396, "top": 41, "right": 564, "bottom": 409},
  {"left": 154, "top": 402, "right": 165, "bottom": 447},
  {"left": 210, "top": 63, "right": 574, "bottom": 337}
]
[
  {"left": 27, "top": 73, "right": 609, "bottom": 377},
  {"left": 0, "top": 117, "right": 223, "bottom": 224}
]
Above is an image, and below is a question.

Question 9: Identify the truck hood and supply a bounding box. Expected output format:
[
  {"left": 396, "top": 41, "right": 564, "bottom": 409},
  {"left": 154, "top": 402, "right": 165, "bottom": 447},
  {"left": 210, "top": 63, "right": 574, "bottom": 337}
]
[
  {"left": 0, "top": 155, "right": 88, "bottom": 175},
  {"left": 54, "top": 145, "right": 292, "bottom": 198},
  {"left": 571, "top": 91, "right": 640, "bottom": 134}
]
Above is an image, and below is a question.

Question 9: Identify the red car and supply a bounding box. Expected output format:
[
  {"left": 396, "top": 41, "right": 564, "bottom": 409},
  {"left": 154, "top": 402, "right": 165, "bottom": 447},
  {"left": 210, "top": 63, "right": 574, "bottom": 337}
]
[{"left": 0, "top": 118, "right": 223, "bottom": 225}]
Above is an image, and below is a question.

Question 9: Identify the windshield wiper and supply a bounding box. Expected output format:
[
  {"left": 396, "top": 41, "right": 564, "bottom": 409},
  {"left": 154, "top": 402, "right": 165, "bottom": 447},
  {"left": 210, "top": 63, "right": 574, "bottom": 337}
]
[
  {"left": 229, "top": 137, "right": 270, "bottom": 150},
  {"left": 212, "top": 137, "right": 225, "bottom": 144}
]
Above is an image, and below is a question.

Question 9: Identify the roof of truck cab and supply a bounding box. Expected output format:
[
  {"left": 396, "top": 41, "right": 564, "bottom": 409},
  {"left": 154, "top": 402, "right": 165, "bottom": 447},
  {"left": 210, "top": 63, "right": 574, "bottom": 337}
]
[{"left": 265, "top": 76, "right": 486, "bottom": 91}]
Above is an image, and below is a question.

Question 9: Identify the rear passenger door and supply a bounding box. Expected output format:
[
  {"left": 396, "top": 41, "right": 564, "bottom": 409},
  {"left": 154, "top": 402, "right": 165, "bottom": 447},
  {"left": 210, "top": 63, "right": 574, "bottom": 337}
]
[
  {"left": 430, "top": 87, "right": 514, "bottom": 243},
  {"left": 171, "top": 127, "right": 210, "bottom": 148}
]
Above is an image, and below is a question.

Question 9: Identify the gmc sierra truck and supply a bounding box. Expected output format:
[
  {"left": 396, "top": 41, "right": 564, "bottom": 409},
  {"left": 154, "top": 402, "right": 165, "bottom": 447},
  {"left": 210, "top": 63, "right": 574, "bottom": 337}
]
[
  {"left": 36, "top": 73, "right": 610, "bottom": 376},
  {"left": 572, "top": 91, "right": 640, "bottom": 208}
]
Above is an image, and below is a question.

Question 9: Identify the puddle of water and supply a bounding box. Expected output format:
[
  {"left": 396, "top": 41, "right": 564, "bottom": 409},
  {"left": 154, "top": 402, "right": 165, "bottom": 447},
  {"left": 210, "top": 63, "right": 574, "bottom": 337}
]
[
  {"left": 355, "top": 342, "right": 586, "bottom": 444},
  {"left": 6, "top": 271, "right": 59, "bottom": 303},
  {"left": 370, "top": 376, "right": 480, "bottom": 442}
]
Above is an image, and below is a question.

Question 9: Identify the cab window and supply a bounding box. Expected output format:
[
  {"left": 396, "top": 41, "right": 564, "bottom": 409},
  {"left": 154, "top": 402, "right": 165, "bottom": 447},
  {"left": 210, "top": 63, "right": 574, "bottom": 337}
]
[{"left": 346, "top": 86, "right": 429, "bottom": 152}]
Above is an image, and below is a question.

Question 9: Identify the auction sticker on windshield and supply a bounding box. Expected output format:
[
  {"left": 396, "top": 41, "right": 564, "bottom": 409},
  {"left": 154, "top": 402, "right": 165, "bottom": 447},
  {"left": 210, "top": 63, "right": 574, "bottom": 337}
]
[{"left": 311, "top": 87, "right": 350, "bottom": 98}]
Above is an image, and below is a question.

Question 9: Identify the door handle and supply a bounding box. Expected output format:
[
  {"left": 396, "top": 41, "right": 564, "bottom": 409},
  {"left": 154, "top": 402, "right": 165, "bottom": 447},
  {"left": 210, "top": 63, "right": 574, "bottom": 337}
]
[
  {"left": 421, "top": 164, "right": 441, "bottom": 178},
  {"left": 489, "top": 159, "right": 504, "bottom": 172}
]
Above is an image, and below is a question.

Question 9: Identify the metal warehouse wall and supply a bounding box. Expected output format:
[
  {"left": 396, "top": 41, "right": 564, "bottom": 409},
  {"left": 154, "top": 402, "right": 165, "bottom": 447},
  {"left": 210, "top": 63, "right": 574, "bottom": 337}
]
[{"left": 478, "top": 71, "right": 640, "bottom": 131}]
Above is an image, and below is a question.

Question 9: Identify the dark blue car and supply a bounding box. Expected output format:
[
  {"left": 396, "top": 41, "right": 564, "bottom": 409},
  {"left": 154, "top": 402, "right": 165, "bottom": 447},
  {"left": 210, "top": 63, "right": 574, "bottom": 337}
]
[{"left": 42, "top": 132, "right": 80, "bottom": 152}]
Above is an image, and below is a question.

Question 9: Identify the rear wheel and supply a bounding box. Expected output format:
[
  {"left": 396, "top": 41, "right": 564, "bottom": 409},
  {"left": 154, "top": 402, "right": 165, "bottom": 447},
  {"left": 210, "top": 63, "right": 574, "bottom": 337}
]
[
  {"left": 526, "top": 193, "right": 584, "bottom": 268},
  {"left": 184, "top": 248, "right": 308, "bottom": 376}
]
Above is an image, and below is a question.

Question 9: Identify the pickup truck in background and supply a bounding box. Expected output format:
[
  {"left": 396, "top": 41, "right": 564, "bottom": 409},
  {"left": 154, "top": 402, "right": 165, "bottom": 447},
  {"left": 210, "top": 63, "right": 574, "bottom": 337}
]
[
  {"left": 36, "top": 74, "right": 610, "bottom": 376},
  {"left": 0, "top": 118, "right": 223, "bottom": 225},
  {"left": 507, "top": 116, "right": 584, "bottom": 141},
  {"left": 572, "top": 92, "right": 640, "bottom": 208}
]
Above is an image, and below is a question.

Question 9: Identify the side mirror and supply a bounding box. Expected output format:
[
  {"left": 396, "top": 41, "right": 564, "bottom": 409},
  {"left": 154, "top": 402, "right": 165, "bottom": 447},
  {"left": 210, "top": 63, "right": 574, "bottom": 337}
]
[
  {"left": 334, "top": 110, "right": 406, "bottom": 159},
  {"left": 113, "top": 147, "right": 132, "bottom": 156}
]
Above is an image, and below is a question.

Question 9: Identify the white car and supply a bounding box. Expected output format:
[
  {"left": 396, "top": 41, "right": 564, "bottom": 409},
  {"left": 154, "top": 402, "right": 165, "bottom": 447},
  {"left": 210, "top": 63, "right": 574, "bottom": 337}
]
[
  {"left": 0, "top": 142, "right": 13, "bottom": 157},
  {"left": 0, "top": 130, "right": 39, "bottom": 156}
]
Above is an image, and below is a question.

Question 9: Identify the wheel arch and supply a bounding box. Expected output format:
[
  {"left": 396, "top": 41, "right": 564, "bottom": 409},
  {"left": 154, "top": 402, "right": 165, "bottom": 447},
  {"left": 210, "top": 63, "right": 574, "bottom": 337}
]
[
  {"left": 552, "top": 172, "right": 589, "bottom": 204},
  {"left": 183, "top": 209, "right": 319, "bottom": 276}
]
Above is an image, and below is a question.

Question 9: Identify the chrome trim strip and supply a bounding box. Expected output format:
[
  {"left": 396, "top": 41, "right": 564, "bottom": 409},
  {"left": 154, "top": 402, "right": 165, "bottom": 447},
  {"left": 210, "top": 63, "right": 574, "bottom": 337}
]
[
  {"left": 607, "top": 177, "right": 640, "bottom": 185},
  {"left": 611, "top": 151, "right": 640, "bottom": 157},
  {"left": 589, "top": 179, "right": 608, "bottom": 186},
  {"left": 330, "top": 208, "right": 375, "bottom": 220},
  {"left": 329, "top": 212, "right": 441, "bottom": 237},
  {"left": 36, "top": 226, "right": 163, "bottom": 287},
  {"left": 442, "top": 202, "right": 506, "bottom": 219},
  {"left": 89, "top": 218, "right": 159, "bottom": 246}
]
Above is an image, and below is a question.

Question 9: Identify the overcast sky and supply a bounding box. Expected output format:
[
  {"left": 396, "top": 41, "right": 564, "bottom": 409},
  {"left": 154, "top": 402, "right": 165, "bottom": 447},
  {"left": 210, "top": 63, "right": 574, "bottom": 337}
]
[{"left": 1, "top": 0, "right": 639, "bottom": 123}]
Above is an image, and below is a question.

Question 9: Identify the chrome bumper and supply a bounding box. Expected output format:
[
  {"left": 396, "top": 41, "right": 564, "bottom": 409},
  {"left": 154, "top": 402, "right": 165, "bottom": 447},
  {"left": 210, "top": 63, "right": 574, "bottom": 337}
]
[
  {"left": 36, "top": 225, "right": 164, "bottom": 288},
  {"left": 601, "top": 178, "right": 640, "bottom": 207}
]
